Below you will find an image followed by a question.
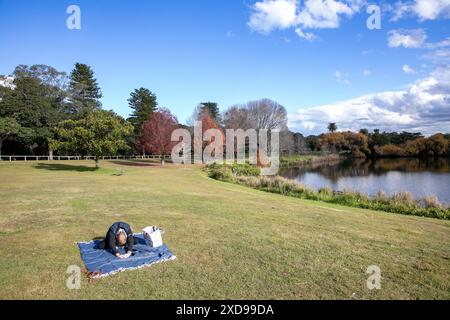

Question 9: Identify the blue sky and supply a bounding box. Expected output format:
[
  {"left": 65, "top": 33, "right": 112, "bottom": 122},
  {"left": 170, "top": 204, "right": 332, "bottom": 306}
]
[{"left": 0, "top": 0, "right": 449, "bottom": 134}]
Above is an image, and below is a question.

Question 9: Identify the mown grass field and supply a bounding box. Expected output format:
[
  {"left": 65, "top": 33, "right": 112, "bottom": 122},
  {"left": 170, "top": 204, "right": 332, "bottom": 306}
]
[{"left": 0, "top": 160, "right": 449, "bottom": 299}]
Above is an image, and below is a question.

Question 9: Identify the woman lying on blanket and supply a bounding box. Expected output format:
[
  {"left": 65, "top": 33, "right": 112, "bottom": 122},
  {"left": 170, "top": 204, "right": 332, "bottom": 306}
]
[{"left": 98, "top": 221, "right": 138, "bottom": 259}]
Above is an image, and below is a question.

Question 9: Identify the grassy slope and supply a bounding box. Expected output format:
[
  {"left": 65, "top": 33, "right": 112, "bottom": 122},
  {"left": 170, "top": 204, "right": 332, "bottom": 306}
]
[{"left": 0, "top": 160, "right": 449, "bottom": 299}]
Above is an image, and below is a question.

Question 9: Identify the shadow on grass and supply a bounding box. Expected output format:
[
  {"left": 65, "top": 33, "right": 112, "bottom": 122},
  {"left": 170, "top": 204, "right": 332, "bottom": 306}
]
[
  {"left": 110, "top": 160, "right": 160, "bottom": 167},
  {"left": 34, "top": 163, "right": 98, "bottom": 172}
]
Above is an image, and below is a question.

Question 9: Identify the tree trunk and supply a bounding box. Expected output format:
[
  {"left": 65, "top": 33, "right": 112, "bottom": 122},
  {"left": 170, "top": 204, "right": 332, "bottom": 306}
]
[
  {"left": 48, "top": 147, "right": 53, "bottom": 161},
  {"left": 0, "top": 141, "right": 2, "bottom": 160},
  {"left": 95, "top": 157, "right": 100, "bottom": 169},
  {"left": 160, "top": 157, "right": 165, "bottom": 166}
]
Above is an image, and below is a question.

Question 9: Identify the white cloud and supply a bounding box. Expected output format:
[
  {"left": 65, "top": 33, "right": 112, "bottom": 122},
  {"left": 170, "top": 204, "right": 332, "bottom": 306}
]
[
  {"left": 426, "top": 37, "right": 450, "bottom": 49},
  {"left": 389, "top": 1, "right": 412, "bottom": 21},
  {"left": 248, "top": 0, "right": 298, "bottom": 33},
  {"left": 387, "top": 29, "right": 450, "bottom": 51},
  {"left": 289, "top": 66, "right": 450, "bottom": 135},
  {"left": 424, "top": 48, "right": 450, "bottom": 61},
  {"left": 296, "top": 0, "right": 361, "bottom": 29},
  {"left": 248, "top": 0, "right": 364, "bottom": 36},
  {"left": 363, "top": 69, "right": 371, "bottom": 76},
  {"left": 390, "top": 0, "right": 450, "bottom": 21},
  {"left": 294, "top": 28, "right": 317, "bottom": 41},
  {"left": 413, "top": 0, "right": 450, "bottom": 20},
  {"left": 334, "top": 71, "right": 351, "bottom": 85},
  {"left": 387, "top": 29, "right": 427, "bottom": 48},
  {"left": 402, "top": 64, "right": 416, "bottom": 74},
  {"left": 386, "top": 29, "right": 450, "bottom": 63}
]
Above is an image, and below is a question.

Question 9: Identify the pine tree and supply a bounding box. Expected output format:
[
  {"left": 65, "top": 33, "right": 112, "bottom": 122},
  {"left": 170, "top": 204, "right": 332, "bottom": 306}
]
[
  {"left": 200, "top": 102, "right": 221, "bottom": 123},
  {"left": 68, "top": 63, "right": 102, "bottom": 114},
  {"left": 127, "top": 87, "right": 157, "bottom": 134}
]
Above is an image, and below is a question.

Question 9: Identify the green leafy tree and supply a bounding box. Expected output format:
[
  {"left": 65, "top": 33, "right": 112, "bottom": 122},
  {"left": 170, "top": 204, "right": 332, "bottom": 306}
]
[
  {"left": 127, "top": 87, "right": 157, "bottom": 134},
  {"left": 327, "top": 123, "right": 337, "bottom": 133},
  {"left": 0, "top": 76, "right": 64, "bottom": 155},
  {"left": 13, "top": 64, "right": 69, "bottom": 111},
  {"left": 0, "top": 117, "right": 31, "bottom": 158},
  {"left": 13, "top": 64, "right": 68, "bottom": 91},
  {"left": 50, "top": 110, "right": 133, "bottom": 168},
  {"left": 359, "top": 128, "right": 369, "bottom": 135},
  {"left": 68, "top": 63, "right": 102, "bottom": 114}
]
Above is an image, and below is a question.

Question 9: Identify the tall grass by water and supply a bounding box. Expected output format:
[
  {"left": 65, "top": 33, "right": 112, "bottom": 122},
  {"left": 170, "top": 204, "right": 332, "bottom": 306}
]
[{"left": 205, "top": 163, "right": 450, "bottom": 220}]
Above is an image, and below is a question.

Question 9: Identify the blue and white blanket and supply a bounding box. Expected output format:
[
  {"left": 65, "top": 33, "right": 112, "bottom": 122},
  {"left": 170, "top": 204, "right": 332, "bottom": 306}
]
[{"left": 77, "top": 233, "right": 176, "bottom": 278}]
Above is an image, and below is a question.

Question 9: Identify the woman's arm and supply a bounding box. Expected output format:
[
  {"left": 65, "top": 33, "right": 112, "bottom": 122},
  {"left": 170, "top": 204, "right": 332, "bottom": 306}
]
[
  {"left": 107, "top": 229, "right": 119, "bottom": 255},
  {"left": 126, "top": 234, "right": 134, "bottom": 254}
]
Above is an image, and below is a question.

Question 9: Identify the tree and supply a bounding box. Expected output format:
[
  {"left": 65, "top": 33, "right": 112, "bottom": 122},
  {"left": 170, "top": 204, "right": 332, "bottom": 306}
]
[
  {"left": 50, "top": 110, "right": 133, "bottom": 168},
  {"left": 425, "top": 134, "right": 449, "bottom": 156},
  {"left": 13, "top": 64, "right": 68, "bottom": 92},
  {"left": 189, "top": 102, "right": 221, "bottom": 126},
  {"left": 280, "top": 130, "right": 296, "bottom": 155},
  {"left": 127, "top": 87, "right": 157, "bottom": 134},
  {"left": 199, "top": 102, "right": 221, "bottom": 123},
  {"left": 246, "top": 99, "right": 288, "bottom": 130},
  {"left": 327, "top": 123, "right": 337, "bottom": 133},
  {"left": 359, "top": 128, "right": 369, "bottom": 135},
  {"left": 222, "top": 99, "right": 287, "bottom": 161},
  {"left": 138, "top": 108, "right": 179, "bottom": 163},
  {"left": 318, "top": 132, "right": 345, "bottom": 153},
  {"left": 13, "top": 64, "right": 69, "bottom": 115},
  {"left": 68, "top": 63, "right": 102, "bottom": 114},
  {"left": 0, "top": 117, "right": 31, "bottom": 158},
  {"left": 293, "top": 132, "right": 307, "bottom": 153},
  {"left": 198, "top": 114, "right": 224, "bottom": 160},
  {"left": 223, "top": 104, "right": 251, "bottom": 130},
  {"left": 0, "top": 76, "right": 65, "bottom": 155},
  {"left": 200, "top": 114, "right": 223, "bottom": 136},
  {"left": 223, "top": 99, "right": 288, "bottom": 130}
]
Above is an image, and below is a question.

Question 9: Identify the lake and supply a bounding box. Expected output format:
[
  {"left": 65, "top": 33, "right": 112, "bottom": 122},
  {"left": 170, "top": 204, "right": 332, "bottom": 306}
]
[{"left": 280, "top": 157, "right": 450, "bottom": 204}]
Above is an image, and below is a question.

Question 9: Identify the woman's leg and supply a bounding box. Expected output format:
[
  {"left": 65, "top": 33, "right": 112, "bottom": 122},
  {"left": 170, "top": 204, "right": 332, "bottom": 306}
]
[
  {"left": 97, "top": 239, "right": 106, "bottom": 249},
  {"left": 97, "top": 233, "right": 110, "bottom": 250}
]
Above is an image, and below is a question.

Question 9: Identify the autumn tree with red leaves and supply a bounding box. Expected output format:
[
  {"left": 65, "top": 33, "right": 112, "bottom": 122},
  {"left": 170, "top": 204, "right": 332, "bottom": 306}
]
[
  {"left": 193, "top": 114, "right": 224, "bottom": 161},
  {"left": 138, "top": 108, "right": 179, "bottom": 160}
]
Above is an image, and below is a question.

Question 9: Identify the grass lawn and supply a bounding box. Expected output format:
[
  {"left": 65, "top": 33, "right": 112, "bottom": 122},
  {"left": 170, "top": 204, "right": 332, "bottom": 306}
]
[{"left": 0, "top": 160, "right": 449, "bottom": 299}]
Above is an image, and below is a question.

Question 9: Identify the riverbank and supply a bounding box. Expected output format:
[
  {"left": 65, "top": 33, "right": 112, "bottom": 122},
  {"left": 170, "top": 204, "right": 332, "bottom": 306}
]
[
  {"left": 280, "top": 154, "right": 341, "bottom": 168},
  {"left": 1, "top": 160, "right": 449, "bottom": 299},
  {"left": 206, "top": 163, "right": 450, "bottom": 220},
  {"left": 280, "top": 157, "right": 450, "bottom": 205}
]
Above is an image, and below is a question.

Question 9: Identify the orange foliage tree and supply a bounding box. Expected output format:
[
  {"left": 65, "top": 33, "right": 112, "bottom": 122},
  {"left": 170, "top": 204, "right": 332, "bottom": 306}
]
[
  {"left": 195, "top": 114, "right": 224, "bottom": 159},
  {"left": 138, "top": 108, "right": 179, "bottom": 156}
]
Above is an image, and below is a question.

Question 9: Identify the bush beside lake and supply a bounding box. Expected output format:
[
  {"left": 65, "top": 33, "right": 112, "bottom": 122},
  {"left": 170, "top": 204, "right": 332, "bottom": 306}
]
[{"left": 205, "top": 163, "right": 450, "bottom": 220}]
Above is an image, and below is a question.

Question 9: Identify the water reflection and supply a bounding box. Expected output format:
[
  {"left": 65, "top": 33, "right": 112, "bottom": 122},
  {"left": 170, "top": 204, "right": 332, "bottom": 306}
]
[{"left": 280, "top": 157, "right": 450, "bottom": 203}]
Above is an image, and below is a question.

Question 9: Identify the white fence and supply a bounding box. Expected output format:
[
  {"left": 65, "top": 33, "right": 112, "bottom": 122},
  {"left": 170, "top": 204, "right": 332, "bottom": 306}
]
[{"left": 0, "top": 154, "right": 171, "bottom": 162}]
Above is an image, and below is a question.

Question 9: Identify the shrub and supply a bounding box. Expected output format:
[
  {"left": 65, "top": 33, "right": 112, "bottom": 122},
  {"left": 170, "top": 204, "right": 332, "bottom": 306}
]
[
  {"left": 423, "top": 195, "right": 442, "bottom": 209},
  {"left": 293, "top": 183, "right": 316, "bottom": 197},
  {"left": 237, "top": 176, "right": 262, "bottom": 188},
  {"left": 205, "top": 163, "right": 260, "bottom": 179},
  {"left": 206, "top": 165, "right": 234, "bottom": 182},
  {"left": 229, "top": 163, "right": 260, "bottom": 177},
  {"left": 376, "top": 190, "right": 388, "bottom": 202},
  {"left": 392, "top": 191, "right": 415, "bottom": 205},
  {"left": 318, "top": 187, "right": 333, "bottom": 197}
]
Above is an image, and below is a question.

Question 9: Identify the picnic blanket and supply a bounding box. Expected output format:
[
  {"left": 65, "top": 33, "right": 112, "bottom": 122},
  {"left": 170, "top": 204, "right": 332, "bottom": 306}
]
[{"left": 77, "top": 233, "right": 176, "bottom": 279}]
